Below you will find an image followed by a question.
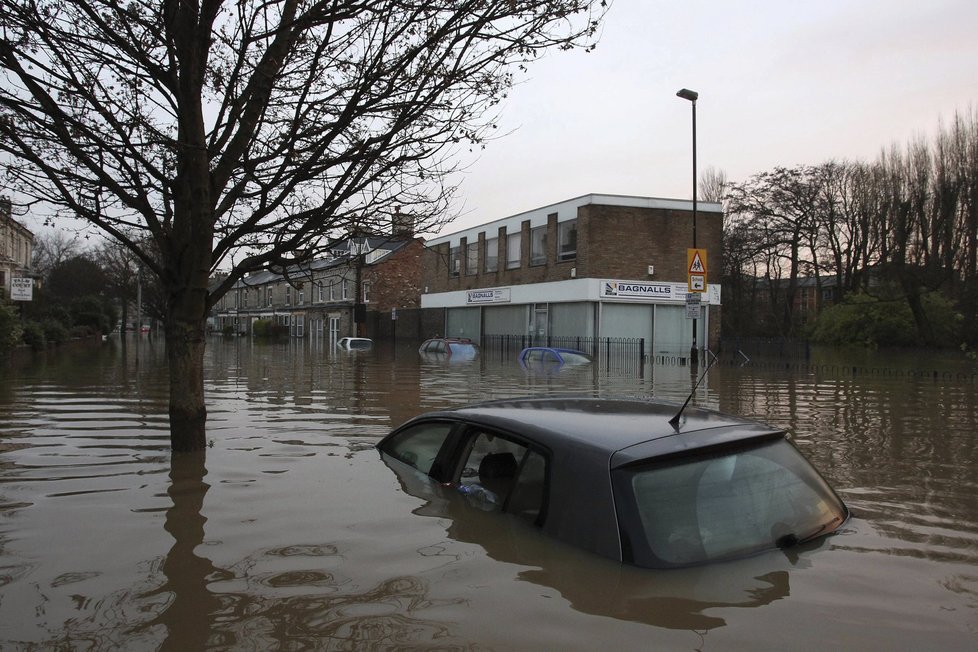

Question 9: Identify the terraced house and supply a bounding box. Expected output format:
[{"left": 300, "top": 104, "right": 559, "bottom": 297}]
[
  {"left": 0, "top": 197, "right": 34, "bottom": 301},
  {"left": 210, "top": 233, "right": 425, "bottom": 341}
]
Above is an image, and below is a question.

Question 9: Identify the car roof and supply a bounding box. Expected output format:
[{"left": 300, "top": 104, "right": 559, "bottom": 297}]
[
  {"left": 520, "top": 347, "right": 587, "bottom": 354},
  {"left": 412, "top": 396, "right": 782, "bottom": 461}
]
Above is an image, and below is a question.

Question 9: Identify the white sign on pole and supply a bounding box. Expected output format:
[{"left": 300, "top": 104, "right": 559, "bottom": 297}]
[
  {"left": 10, "top": 277, "right": 33, "bottom": 301},
  {"left": 685, "top": 292, "right": 701, "bottom": 319}
]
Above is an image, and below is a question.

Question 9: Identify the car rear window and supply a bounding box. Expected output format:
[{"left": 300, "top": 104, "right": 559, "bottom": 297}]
[{"left": 613, "top": 438, "right": 848, "bottom": 567}]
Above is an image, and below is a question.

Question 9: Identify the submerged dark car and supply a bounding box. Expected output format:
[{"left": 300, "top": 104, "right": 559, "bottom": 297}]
[{"left": 376, "top": 397, "right": 849, "bottom": 569}]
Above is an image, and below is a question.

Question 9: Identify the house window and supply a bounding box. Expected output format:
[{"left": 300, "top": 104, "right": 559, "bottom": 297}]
[
  {"left": 466, "top": 242, "right": 478, "bottom": 275},
  {"left": 298, "top": 288, "right": 304, "bottom": 305},
  {"left": 530, "top": 226, "right": 547, "bottom": 266},
  {"left": 285, "top": 286, "right": 292, "bottom": 306},
  {"left": 243, "top": 290, "right": 249, "bottom": 308},
  {"left": 266, "top": 287, "right": 273, "bottom": 307},
  {"left": 506, "top": 232, "right": 522, "bottom": 269},
  {"left": 449, "top": 246, "right": 461, "bottom": 277},
  {"left": 558, "top": 219, "right": 577, "bottom": 261},
  {"left": 342, "top": 279, "right": 350, "bottom": 300},
  {"left": 329, "top": 280, "right": 337, "bottom": 301},
  {"left": 363, "top": 281, "right": 371, "bottom": 303},
  {"left": 318, "top": 282, "right": 324, "bottom": 303},
  {"left": 485, "top": 237, "right": 498, "bottom": 273}
]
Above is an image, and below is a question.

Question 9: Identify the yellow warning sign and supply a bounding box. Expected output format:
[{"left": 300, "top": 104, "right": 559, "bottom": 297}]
[
  {"left": 687, "top": 248, "right": 707, "bottom": 274},
  {"left": 687, "top": 248, "right": 708, "bottom": 293}
]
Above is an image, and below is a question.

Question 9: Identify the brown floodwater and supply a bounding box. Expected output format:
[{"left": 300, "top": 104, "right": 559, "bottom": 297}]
[{"left": 1, "top": 336, "right": 977, "bottom": 650}]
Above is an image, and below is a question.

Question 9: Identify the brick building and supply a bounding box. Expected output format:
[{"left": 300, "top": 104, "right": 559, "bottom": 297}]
[{"left": 420, "top": 193, "right": 723, "bottom": 355}]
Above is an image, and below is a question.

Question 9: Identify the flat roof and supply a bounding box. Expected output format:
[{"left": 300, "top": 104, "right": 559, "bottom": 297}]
[{"left": 429, "top": 193, "right": 723, "bottom": 248}]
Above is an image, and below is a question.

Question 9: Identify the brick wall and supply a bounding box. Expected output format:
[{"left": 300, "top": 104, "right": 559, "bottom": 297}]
[{"left": 422, "top": 202, "right": 723, "bottom": 291}]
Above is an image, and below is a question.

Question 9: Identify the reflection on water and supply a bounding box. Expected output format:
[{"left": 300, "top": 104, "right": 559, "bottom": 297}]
[{"left": 1, "top": 336, "right": 977, "bottom": 649}]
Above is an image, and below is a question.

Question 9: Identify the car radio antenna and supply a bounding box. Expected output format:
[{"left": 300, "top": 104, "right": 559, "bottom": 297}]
[{"left": 669, "top": 351, "right": 719, "bottom": 428}]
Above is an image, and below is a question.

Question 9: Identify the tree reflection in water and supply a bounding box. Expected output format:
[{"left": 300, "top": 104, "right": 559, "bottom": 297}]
[
  {"left": 135, "top": 452, "right": 470, "bottom": 649},
  {"left": 144, "top": 451, "right": 226, "bottom": 650}
]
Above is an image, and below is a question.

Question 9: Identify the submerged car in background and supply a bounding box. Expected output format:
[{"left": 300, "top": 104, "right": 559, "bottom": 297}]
[
  {"left": 418, "top": 337, "right": 479, "bottom": 361},
  {"left": 336, "top": 337, "right": 373, "bottom": 350},
  {"left": 518, "top": 347, "right": 592, "bottom": 369},
  {"left": 377, "top": 397, "right": 849, "bottom": 569}
]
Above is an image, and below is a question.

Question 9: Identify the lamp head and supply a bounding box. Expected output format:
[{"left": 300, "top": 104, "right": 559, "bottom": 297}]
[{"left": 676, "top": 88, "right": 698, "bottom": 102}]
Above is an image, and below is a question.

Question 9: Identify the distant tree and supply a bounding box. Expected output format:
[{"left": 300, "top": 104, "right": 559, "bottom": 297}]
[
  {"left": 0, "top": 0, "right": 606, "bottom": 451},
  {"left": 94, "top": 239, "right": 141, "bottom": 332},
  {"left": 46, "top": 255, "right": 108, "bottom": 302},
  {"left": 30, "top": 230, "right": 83, "bottom": 282},
  {"left": 726, "top": 166, "right": 823, "bottom": 335},
  {"left": 700, "top": 166, "right": 727, "bottom": 205}
]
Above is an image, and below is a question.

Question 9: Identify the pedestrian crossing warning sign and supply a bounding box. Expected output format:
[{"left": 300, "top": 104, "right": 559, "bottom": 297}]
[{"left": 687, "top": 248, "right": 708, "bottom": 293}]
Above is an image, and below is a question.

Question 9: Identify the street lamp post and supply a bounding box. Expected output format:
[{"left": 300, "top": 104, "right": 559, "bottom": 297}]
[{"left": 676, "top": 87, "right": 699, "bottom": 364}]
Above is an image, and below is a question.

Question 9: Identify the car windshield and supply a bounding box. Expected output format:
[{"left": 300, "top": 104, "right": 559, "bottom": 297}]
[
  {"left": 558, "top": 351, "right": 591, "bottom": 364},
  {"left": 447, "top": 342, "right": 477, "bottom": 358},
  {"left": 613, "top": 438, "right": 848, "bottom": 568}
]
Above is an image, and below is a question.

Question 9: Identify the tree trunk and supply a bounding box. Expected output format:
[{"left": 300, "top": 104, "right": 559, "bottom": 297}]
[{"left": 166, "top": 313, "right": 207, "bottom": 451}]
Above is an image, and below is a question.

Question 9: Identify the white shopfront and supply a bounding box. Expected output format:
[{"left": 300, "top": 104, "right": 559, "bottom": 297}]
[{"left": 421, "top": 278, "right": 720, "bottom": 355}]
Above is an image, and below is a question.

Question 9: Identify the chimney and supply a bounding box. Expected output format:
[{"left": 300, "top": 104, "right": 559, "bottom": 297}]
[{"left": 391, "top": 206, "right": 415, "bottom": 238}]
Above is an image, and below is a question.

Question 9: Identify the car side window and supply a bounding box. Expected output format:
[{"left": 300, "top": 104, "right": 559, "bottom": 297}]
[
  {"left": 507, "top": 449, "right": 547, "bottom": 525},
  {"left": 380, "top": 422, "right": 453, "bottom": 476},
  {"left": 457, "top": 431, "right": 547, "bottom": 523}
]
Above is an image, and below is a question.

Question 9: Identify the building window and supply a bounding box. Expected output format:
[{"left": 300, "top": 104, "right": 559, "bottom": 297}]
[
  {"left": 266, "top": 287, "right": 273, "bottom": 307},
  {"left": 506, "top": 232, "right": 522, "bottom": 269},
  {"left": 530, "top": 226, "right": 547, "bottom": 266},
  {"left": 466, "top": 242, "right": 478, "bottom": 275},
  {"left": 318, "top": 282, "right": 324, "bottom": 303},
  {"left": 285, "top": 286, "right": 292, "bottom": 306},
  {"left": 558, "top": 219, "right": 577, "bottom": 261},
  {"left": 298, "top": 288, "right": 305, "bottom": 305},
  {"left": 329, "top": 280, "right": 337, "bottom": 301},
  {"left": 342, "top": 279, "right": 350, "bottom": 300},
  {"left": 242, "top": 290, "right": 249, "bottom": 308},
  {"left": 363, "top": 280, "right": 371, "bottom": 303},
  {"left": 449, "top": 246, "right": 461, "bottom": 277},
  {"left": 485, "top": 237, "right": 498, "bottom": 273}
]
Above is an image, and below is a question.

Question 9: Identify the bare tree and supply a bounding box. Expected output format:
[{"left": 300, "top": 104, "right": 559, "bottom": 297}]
[
  {"left": 700, "top": 166, "right": 727, "bottom": 205},
  {"left": 0, "top": 0, "right": 605, "bottom": 451},
  {"left": 30, "top": 230, "right": 83, "bottom": 281}
]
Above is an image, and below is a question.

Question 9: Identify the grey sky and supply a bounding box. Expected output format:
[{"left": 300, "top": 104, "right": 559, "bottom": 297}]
[{"left": 443, "top": 0, "right": 978, "bottom": 234}]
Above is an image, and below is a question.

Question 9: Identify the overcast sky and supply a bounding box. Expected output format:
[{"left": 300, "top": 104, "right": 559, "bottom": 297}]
[{"left": 440, "top": 0, "right": 978, "bottom": 235}]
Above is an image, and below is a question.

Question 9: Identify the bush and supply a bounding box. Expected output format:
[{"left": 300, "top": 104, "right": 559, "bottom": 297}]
[
  {"left": 252, "top": 318, "right": 288, "bottom": 338},
  {"left": 21, "top": 321, "right": 46, "bottom": 351},
  {"left": 70, "top": 295, "right": 112, "bottom": 334},
  {"left": 808, "top": 290, "right": 961, "bottom": 347},
  {"left": 42, "top": 319, "right": 70, "bottom": 345},
  {"left": 0, "top": 302, "right": 23, "bottom": 355}
]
